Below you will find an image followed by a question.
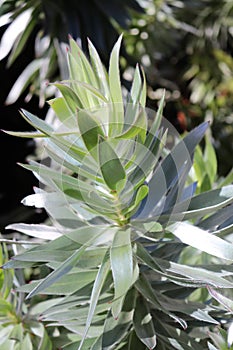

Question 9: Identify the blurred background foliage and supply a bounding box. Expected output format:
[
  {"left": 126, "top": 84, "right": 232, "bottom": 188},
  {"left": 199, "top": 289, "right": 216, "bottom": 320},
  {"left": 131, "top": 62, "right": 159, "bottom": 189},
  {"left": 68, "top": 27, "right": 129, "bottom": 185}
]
[{"left": 0, "top": 0, "right": 232, "bottom": 222}]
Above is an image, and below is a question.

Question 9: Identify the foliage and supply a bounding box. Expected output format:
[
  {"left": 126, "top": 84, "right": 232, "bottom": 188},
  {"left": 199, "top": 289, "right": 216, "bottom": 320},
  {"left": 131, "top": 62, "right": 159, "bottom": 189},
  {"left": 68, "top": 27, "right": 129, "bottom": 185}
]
[
  {"left": 123, "top": 0, "right": 233, "bottom": 174},
  {"left": 188, "top": 131, "right": 233, "bottom": 194},
  {"left": 0, "top": 0, "right": 143, "bottom": 106},
  {"left": 3, "top": 36, "right": 233, "bottom": 349},
  {"left": 0, "top": 243, "right": 54, "bottom": 349},
  {"left": 1, "top": 0, "right": 233, "bottom": 176}
]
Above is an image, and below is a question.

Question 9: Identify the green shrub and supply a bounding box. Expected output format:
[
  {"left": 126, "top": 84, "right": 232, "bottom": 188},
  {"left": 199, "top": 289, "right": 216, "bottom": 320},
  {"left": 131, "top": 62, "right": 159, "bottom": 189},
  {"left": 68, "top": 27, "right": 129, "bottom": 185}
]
[{"left": 3, "top": 36, "right": 233, "bottom": 349}]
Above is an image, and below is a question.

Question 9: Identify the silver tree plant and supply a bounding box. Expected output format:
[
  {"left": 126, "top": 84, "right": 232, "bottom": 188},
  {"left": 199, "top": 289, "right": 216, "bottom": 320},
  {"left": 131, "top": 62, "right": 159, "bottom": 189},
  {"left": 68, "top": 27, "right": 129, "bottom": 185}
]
[{"left": 3, "top": 35, "right": 233, "bottom": 349}]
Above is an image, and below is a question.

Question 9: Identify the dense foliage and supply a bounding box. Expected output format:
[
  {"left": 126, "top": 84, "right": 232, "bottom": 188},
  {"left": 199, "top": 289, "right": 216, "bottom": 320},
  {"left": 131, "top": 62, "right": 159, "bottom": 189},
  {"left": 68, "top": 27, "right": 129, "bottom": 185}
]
[{"left": 2, "top": 36, "right": 233, "bottom": 350}]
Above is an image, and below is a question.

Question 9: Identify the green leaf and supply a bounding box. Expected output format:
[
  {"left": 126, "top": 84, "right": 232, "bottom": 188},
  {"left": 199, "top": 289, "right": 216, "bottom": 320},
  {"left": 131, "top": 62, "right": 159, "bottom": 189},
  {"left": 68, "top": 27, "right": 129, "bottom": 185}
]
[
  {"left": 54, "top": 83, "right": 83, "bottom": 112},
  {"left": 5, "top": 59, "right": 42, "bottom": 105},
  {"left": 38, "top": 327, "right": 52, "bottom": 350},
  {"left": 0, "top": 299, "right": 14, "bottom": 316},
  {"left": 98, "top": 139, "right": 126, "bottom": 191},
  {"left": 6, "top": 223, "right": 61, "bottom": 240},
  {"left": 169, "top": 222, "right": 233, "bottom": 261},
  {"left": 17, "top": 270, "right": 97, "bottom": 295},
  {"left": 133, "top": 295, "right": 157, "bottom": 349},
  {"left": 138, "top": 122, "right": 209, "bottom": 219},
  {"left": 7, "top": 17, "right": 36, "bottom": 67},
  {"left": 135, "top": 274, "right": 162, "bottom": 310},
  {"left": 164, "top": 185, "right": 233, "bottom": 223},
  {"left": 145, "top": 91, "right": 165, "bottom": 148},
  {"left": 189, "top": 185, "right": 233, "bottom": 212},
  {"left": 66, "top": 80, "right": 108, "bottom": 103},
  {"left": 67, "top": 53, "right": 93, "bottom": 107},
  {"left": 130, "top": 64, "right": 142, "bottom": 103},
  {"left": 109, "top": 35, "right": 123, "bottom": 105},
  {"left": 3, "top": 130, "right": 47, "bottom": 138},
  {"left": 136, "top": 243, "right": 163, "bottom": 274},
  {"left": 9, "top": 323, "right": 23, "bottom": 342},
  {"left": 204, "top": 135, "right": 217, "bottom": 184},
  {"left": 88, "top": 38, "right": 110, "bottom": 99},
  {"left": 108, "top": 35, "right": 124, "bottom": 135},
  {"left": 115, "top": 108, "right": 147, "bottom": 140},
  {"left": 21, "top": 334, "right": 33, "bottom": 350},
  {"left": 48, "top": 97, "right": 77, "bottom": 128},
  {"left": 207, "top": 287, "right": 233, "bottom": 312},
  {"left": 110, "top": 228, "right": 134, "bottom": 318},
  {"left": 128, "top": 331, "right": 147, "bottom": 350},
  {"left": 139, "top": 67, "right": 147, "bottom": 107},
  {"left": 198, "top": 203, "right": 233, "bottom": 231},
  {"left": 157, "top": 293, "right": 218, "bottom": 325},
  {"left": 125, "top": 184, "right": 149, "bottom": 216},
  {"left": 69, "top": 37, "right": 98, "bottom": 88},
  {"left": 26, "top": 246, "right": 87, "bottom": 299},
  {"left": 218, "top": 168, "right": 233, "bottom": 188},
  {"left": 0, "top": 339, "right": 14, "bottom": 350},
  {"left": 137, "top": 252, "right": 233, "bottom": 293},
  {"left": 78, "top": 110, "right": 105, "bottom": 153},
  {"left": 19, "top": 109, "right": 54, "bottom": 134},
  {"left": 78, "top": 252, "right": 110, "bottom": 350},
  {"left": 0, "top": 9, "right": 32, "bottom": 60},
  {"left": 102, "top": 288, "right": 136, "bottom": 349}
]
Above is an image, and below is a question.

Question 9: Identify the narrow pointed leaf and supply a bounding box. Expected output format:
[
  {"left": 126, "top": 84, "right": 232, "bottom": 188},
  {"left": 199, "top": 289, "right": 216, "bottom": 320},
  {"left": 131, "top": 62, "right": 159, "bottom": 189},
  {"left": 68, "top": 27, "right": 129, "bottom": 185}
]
[
  {"left": 66, "top": 80, "right": 108, "bottom": 103},
  {"left": 78, "top": 110, "right": 105, "bottom": 152},
  {"left": 204, "top": 136, "right": 217, "bottom": 184},
  {"left": 54, "top": 83, "right": 83, "bottom": 112},
  {"left": 78, "top": 252, "right": 110, "bottom": 350},
  {"left": 110, "top": 228, "right": 134, "bottom": 318},
  {"left": 137, "top": 122, "right": 209, "bottom": 219},
  {"left": 169, "top": 222, "right": 233, "bottom": 261},
  {"left": 139, "top": 66, "right": 147, "bottom": 107},
  {"left": 67, "top": 53, "right": 93, "bottom": 107},
  {"left": 130, "top": 64, "right": 142, "bottom": 103},
  {"left": 98, "top": 139, "right": 126, "bottom": 191},
  {"left": 6, "top": 223, "right": 61, "bottom": 240},
  {"left": 5, "top": 59, "right": 42, "bottom": 105},
  {"left": 134, "top": 295, "right": 157, "bottom": 349},
  {"left": 145, "top": 91, "right": 165, "bottom": 148},
  {"left": 102, "top": 288, "right": 136, "bottom": 349},
  {"left": 7, "top": 17, "right": 36, "bottom": 66},
  {"left": 115, "top": 108, "right": 147, "bottom": 140},
  {"left": 26, "top": 246, "right": 87, "bottom": 299},
  {"left": 125, "top": 184, "right": 149, "bottom": 216},
  {"left": 108, "top": 35, "right": 124, "bottom": 135},
  {"left": 69, "top": 37, "right": 98, "bottom": 88},
  {"left": 207, "top": 287, "right": 233, "bottom": 312},
  {"left": 3, "top": 130, "right": 46, "bottom": 138},
  {"left": 88, "top": 38, "right": 110, "bottom": 99},
  {"left": 20, "top": 109, "right": 53, "bottom": 134},
  {"left": 48, "top": 97, "right": 77, "bottom": 128},
  {"left": 21, "top": 334, "right": 33, "bottom": 350},
  {"left": 109, "top": 35, "right": 123, "bottom": 105}
]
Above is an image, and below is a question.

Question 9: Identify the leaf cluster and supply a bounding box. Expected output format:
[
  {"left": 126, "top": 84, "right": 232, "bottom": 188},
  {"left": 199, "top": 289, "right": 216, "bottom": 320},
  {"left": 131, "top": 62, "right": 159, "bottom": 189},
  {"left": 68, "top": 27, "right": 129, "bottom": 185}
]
[{"left": 3, "top": 36, "right": 233, "bottom": 349}]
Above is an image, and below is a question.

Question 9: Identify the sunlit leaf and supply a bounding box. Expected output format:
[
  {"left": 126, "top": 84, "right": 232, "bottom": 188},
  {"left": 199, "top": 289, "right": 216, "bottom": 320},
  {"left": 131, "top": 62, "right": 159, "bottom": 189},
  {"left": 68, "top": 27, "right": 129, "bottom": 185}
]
[
  {"left": 110, "top": 228, "right": 134, "bottom": 318},
  {"left": 78, "top": 110, "right": 105, "bottom": 153},
  {"left": 78, "top": 252, "right": 110, "bottom": 350},
  {"left": 169, "top": 221, "right": 233, "bottom": 261},
  {"left": 98, "top": 138, "right": 126, "bottom": 191}
]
